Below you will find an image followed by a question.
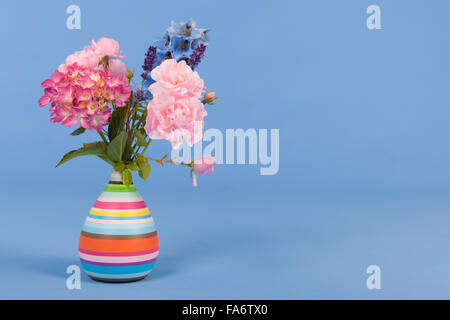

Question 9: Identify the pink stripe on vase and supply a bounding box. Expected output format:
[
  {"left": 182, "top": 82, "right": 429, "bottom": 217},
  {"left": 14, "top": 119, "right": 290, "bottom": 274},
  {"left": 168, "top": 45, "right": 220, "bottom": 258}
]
[
  {"left": 93, "top": 200, "right": 147, "bottom": 210},
  {"left": 80, "top": 257, "right": 157, "bottom": 266},
  {"left": 79, "top": 248, "right": 159, "bottom": 256}
]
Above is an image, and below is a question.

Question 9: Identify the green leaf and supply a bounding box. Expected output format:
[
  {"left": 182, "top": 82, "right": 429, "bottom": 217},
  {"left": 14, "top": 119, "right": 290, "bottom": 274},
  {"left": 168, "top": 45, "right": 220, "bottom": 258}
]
[
  {"left": 81, "top": 142, "right": 111, "bottom": 165},
  {"left": 134, "top": 130, "right": 147, "bottom": 146},
  {"left": 98, "top": 55, "right": 110, "bottom": 69},
  {"left": 114, "top": 161, "right": 125, "bottom": 172},
  {"left": 83, "top": 141, "right": 107, "bottom": 151},
  {"left": 97, "top": 154, "right": 115, "bottom": 166},
  {"left": 56, "top": 145, "right": 106, "bottom": 167},
  {"left": 108, "top": 107, "right": 128, "bottom": 141},
  {"left": 121, "top": 169, "right": 132, "bottom": 186},
  {"left": 107, "top": 131, "right": 128, "bottom": 162},
  {"left": 70, "top": 127, "right": 86, "bottom": 136},
  {"left": 127, "top": 164, "right": 140, "bottom": 171},
  {"left": 137, "top": 158, "right": 151, "bottom": 181}
]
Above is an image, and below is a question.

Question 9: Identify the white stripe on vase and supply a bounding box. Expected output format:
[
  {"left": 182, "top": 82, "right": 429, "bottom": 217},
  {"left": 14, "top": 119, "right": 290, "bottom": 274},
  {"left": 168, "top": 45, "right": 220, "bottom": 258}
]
[
  {"left": 79, "top": 251, "right": 159, "bottom": 263},
  {"left": 86, "top": 217, "right": 154, "bottom": 224}
]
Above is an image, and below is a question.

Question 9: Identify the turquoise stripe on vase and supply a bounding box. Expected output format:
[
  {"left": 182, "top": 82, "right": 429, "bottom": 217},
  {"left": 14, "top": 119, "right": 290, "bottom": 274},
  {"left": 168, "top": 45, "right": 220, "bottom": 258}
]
[
  {"left": 81, "top": 261, "right": 156, "bottom": 274},
  {"left": 82, "top": 225, "right": 157, "bottom": 235}
]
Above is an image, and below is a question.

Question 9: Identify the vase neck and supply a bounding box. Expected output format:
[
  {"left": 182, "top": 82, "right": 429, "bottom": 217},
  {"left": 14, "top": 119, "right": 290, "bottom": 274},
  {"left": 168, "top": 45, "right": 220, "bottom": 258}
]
[{"left": 110, "top": 170, "right": 124, "bottom": 184}]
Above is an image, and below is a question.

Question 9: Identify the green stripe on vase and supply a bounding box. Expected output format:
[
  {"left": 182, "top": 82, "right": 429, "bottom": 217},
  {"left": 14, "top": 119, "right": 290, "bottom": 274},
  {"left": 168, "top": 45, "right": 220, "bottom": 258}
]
[{"left": 104, "top": 185, "right": 137, "bottom": 192}]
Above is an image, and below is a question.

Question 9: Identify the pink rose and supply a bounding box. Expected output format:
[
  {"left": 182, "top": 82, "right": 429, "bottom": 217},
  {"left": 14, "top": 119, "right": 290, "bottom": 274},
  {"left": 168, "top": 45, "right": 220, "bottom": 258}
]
[
  {"left": 191, "top": 156, "right": 215, "bottom": 187},
  {"left": 92, "top": 38, "right": 124, "bottom": 59},
  {"left": 59, "top": 45, "right": 98, "bottom": 72},
  {"left": 145, "top": 59, "right": 207, "bottom": 149},
  {"left": 109, "top": 59, "right": 127, "bottom": 77},
  {"left": 58, "top": 37, "right": 126, "bottom": 74},
  {"left": 149, "top": 59, "right": 204, "bottom": 98},
  {"left": 145, "top": 93, "right": 206, "bottom": 149}
]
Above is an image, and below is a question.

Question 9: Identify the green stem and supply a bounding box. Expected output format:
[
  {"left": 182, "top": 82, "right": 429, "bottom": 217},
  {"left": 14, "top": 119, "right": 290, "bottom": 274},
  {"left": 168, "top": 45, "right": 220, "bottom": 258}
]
[
  {"left": 141, "top": 138, "right": 152, "bottom": 155},
  {"left": 98, "top": 131, "right": 108, "bottom": 144},
  {"left": 147, "top": 156, "right": 191, "bottom": 166},
  {"left": 131, "top": 150, "right": 189, "bottom": 166}
]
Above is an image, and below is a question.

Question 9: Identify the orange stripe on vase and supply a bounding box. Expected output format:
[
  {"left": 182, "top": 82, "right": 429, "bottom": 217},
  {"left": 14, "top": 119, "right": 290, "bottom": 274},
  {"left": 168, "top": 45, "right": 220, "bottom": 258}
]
[{"left": 79, "top": 234, "right": 159, "bottom": 253}]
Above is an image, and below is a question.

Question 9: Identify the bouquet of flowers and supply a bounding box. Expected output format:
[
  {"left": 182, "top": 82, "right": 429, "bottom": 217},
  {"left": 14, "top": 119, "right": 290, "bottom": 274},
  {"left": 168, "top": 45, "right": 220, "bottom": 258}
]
[{"left": 38, "top": 19, "right": 218, "bottom": 187}]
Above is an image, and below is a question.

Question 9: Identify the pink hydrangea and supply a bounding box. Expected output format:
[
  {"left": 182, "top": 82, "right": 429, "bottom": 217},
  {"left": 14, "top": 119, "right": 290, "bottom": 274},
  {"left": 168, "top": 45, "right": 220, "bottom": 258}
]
[
  {"left": 145, "top": 59, "right": 207, "bottom": 149},
  {"left": 191, "top": 156, "right": 215, "bottom": 187},
  {"left": 39, "top": 63, "right": 131, "bottom": 132},
  {"left": 58, "top": 38, "right": 127, "bottom": 77}
]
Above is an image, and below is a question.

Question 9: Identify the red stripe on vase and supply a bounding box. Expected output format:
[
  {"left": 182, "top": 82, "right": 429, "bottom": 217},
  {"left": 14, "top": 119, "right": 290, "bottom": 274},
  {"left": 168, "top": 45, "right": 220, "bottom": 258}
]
[{"left": 93, "top": 200, "right": 147, "bottom": 210}]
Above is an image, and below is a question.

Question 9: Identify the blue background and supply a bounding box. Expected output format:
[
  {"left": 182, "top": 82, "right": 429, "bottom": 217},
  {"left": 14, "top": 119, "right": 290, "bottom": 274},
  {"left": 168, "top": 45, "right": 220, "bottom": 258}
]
[{"left": 1, "top": 0, "right": 450, "bottom": 299}]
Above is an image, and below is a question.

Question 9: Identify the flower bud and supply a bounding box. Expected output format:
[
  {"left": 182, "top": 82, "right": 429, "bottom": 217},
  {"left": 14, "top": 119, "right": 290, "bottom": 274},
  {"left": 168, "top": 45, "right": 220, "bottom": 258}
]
[
  {"left": 202, "top": 91, "right": 218, "bottom": 105},
  {"left": 191, "top": 156, "right": 215, "bottom": 187},
  {"left": 126, "top": 69, "right": 134, "bottom": 81},
  {"left": 205, "top": 91, "right": 215, "bottom": 99}
]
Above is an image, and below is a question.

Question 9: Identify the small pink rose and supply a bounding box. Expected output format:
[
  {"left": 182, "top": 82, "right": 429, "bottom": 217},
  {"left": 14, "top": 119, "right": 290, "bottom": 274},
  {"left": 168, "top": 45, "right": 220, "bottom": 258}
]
[
  {"left": 191, "top": 156, "right": 215, "bottom": 187},
  {"left": 58, "top": 38, "right": 127, "bottom": 74},
  {"left": 109, "top": 59, "right": 127, "bottom": 77},
  {"left": 93, "top": 38, "right": 124, "bottom": 59}
]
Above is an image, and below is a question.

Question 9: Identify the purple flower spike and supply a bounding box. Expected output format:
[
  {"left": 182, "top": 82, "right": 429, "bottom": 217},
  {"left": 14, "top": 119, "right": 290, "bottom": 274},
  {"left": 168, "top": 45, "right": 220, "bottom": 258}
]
[
  {"left": 187, "top": 44, "right": 207, "bottom": 70},
  {"left": 141, "top": 46, "right": 157, "bottom": 81}
]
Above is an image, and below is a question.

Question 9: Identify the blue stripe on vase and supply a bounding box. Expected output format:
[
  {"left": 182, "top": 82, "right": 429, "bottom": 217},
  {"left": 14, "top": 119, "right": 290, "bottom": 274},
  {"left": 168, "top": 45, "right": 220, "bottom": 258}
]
[
  {"left": 81, "top": 261, "right": 156, "bottom": 274},
  {"left": 82, "top": 225, "right": 157, "bottom": 235}
]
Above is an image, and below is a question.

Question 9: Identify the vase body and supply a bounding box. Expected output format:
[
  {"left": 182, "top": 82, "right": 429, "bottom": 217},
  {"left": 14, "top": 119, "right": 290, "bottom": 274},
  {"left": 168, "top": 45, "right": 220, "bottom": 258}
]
[{"left": 78, "top": 171, "right": 159, "bottom": 282}]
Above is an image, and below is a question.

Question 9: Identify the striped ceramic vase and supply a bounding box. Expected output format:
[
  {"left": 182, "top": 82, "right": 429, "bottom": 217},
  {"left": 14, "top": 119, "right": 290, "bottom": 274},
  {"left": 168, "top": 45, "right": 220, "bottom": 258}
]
[{"left": 78, "top": 170, "right": 159, "bottom": 282}]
